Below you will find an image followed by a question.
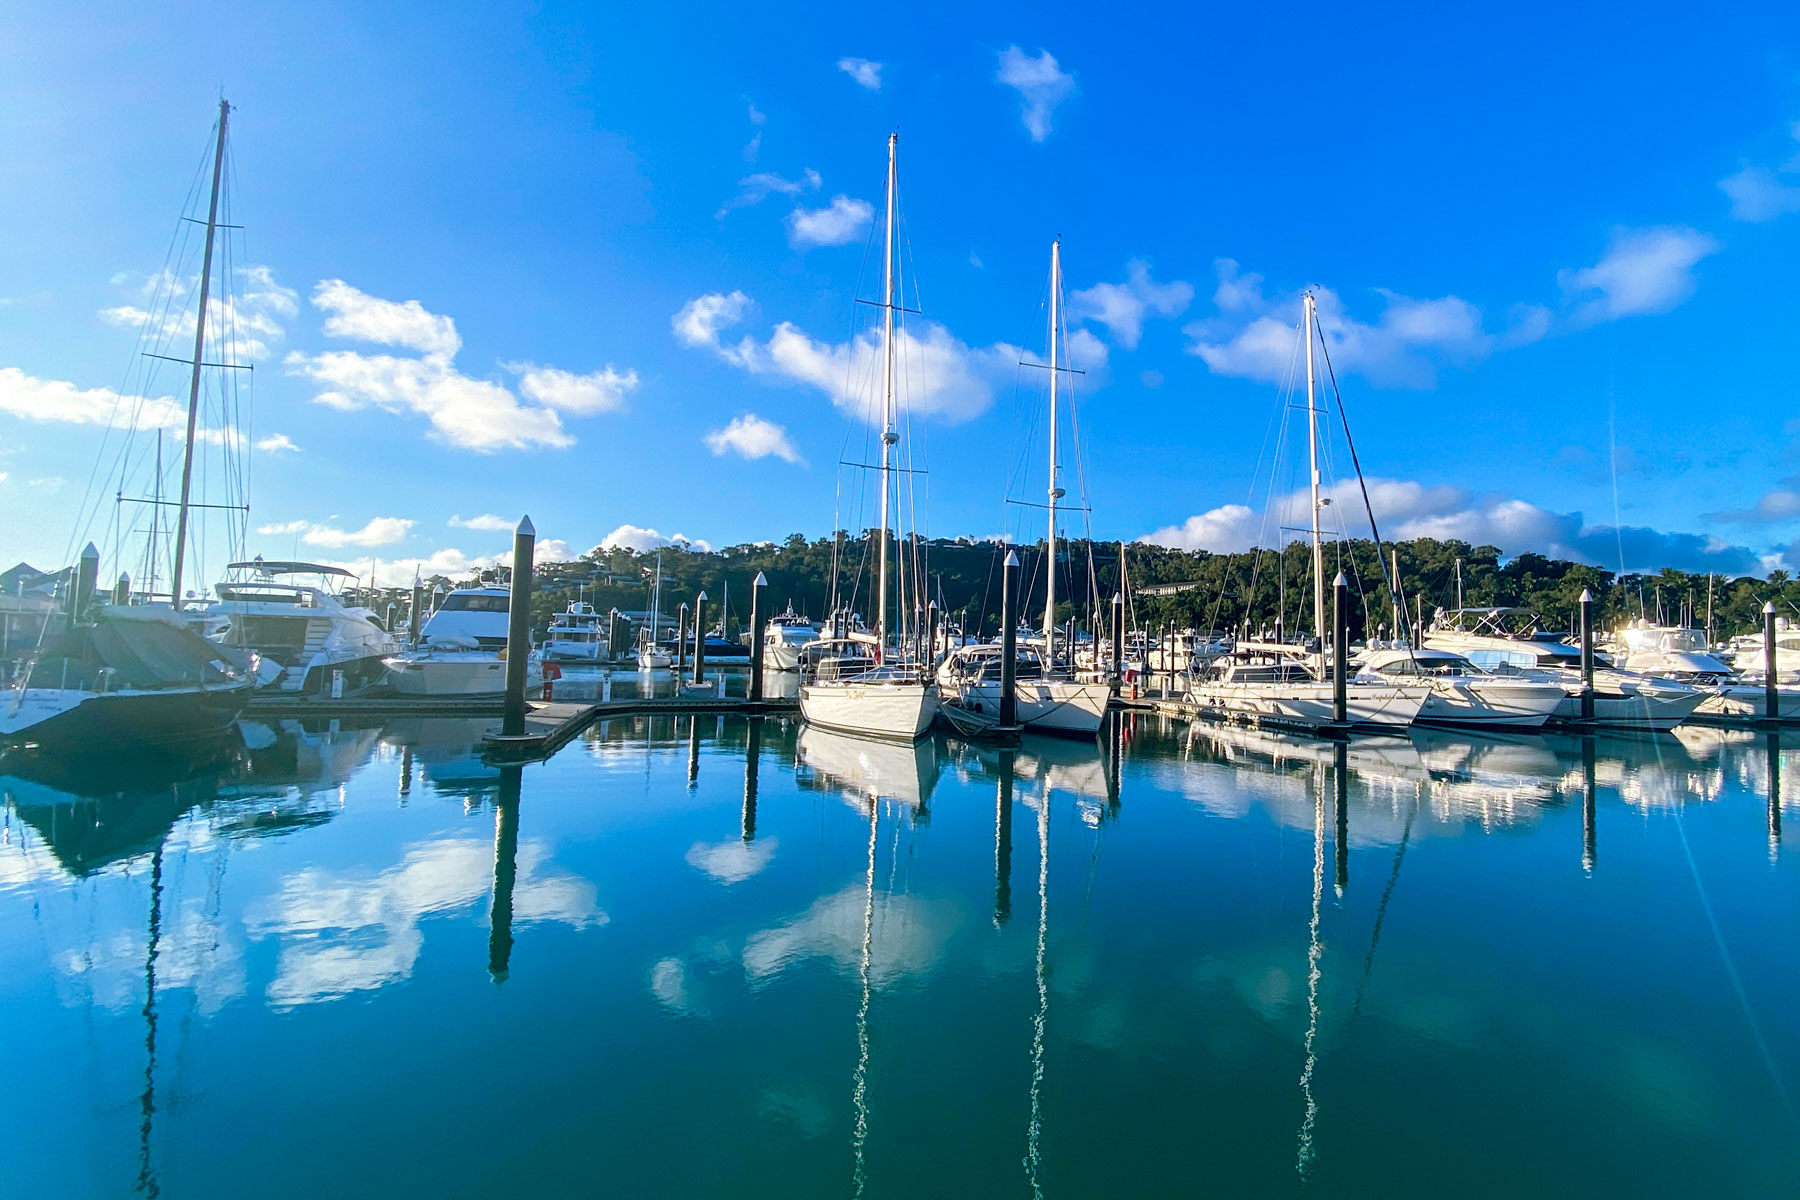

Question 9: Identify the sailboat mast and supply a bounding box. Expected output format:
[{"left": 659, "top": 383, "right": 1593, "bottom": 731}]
[
  {"left": 1044, "top": 239, "right": 1062, "bottom": 661},
  {"left": 1304, "top": 293, "right": 1326, "bottom": 676},
  {"left": 877, "top": 132, "right": 898, "bottom": 653},
  {"left": 170, "top": 98, "right": 229, "bottom": 613}
]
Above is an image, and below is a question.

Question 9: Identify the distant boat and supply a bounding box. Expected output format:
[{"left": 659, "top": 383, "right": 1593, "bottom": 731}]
[
  {"left": 637, "top": 552, "right": 671, "bottom": 670},
  {"left": 382, "top": 583, "right": 543, "bottom": 697},
  {"left": 761, "top": 605, "right": 819, "bottom": 672},
  {"left": 543, "top": 601, "right": 608, "bottom": 663}
]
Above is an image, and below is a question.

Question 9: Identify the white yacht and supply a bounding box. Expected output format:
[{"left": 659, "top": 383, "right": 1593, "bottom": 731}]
[
  {"left": 798, "top": 133, "right": 938, "bottom": 741},
  {"left": 1422, "top": 608, "right": 1707, "bottom": 730},
  {"left": 1185, "top": 640, "right": 1427, "bottom": 732},
  {"left": 214, "top": 559, "right": 396, "bottom": 694},
  {"left": 543, "top": 601, "right": 606, "bottom": 663},
  {"left": 1609, "top": 621, "right": 1798, "bottom": 721},
  {"left": 382, "top": 584, "right": 543, "bottom": 697},
  {"left": 936, "top": 241, "right": 1110, "bottom": 739},
  {"left": 1181, "top": 295, "right": 1430, "bottom": 733},
  {"left": 761, "top": 606, "right": 819, "bottom": 671},
  {"left": 1727, "top": 619, "right": 1800, "bottom": 681},
  {"left": 936, "top": 642, "right": 1110, "bottom": 736},
  {"left": 1355, "top": 645, "right": 1566, "bottom": 730}
]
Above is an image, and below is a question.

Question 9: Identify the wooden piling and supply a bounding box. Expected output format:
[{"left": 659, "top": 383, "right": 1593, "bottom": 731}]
[
  {"left": 1578, "top": 589, "right": 1596, "bottom": 725},
  {"left": 1331, "top": 571, "right": 1348, "bottom": 725},
  {"left": 691, "top": 591, "right": 708, "bottom": 685},
  {"left": 1000, "top": 550, "right": 1019, "bottom": 729},
  {"left": 501, "top": 517, "right": 534, "bottom": 739},
  {"left": 748, "top": 572, "right": 767, "bottom": 703},
  {"left": 1765, "top": 602, "right": 1780, "bottom": 724}
]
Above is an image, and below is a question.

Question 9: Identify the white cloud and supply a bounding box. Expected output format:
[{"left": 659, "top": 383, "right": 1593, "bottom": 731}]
[
  {"left": 534, "top": 538, "right": 574, "bottom": 564},
  {"left": 673, "top": 292, "right": 1025, "bottom": 425},
  {"left": 786, "top": 195, "right": 874, "bottom": 248},
  {"left": 837, "top": 57, "right": 882, "bottom": 90},
  {"left": 311, "top": 279, "right": 461, "bottom": 356},
  {"left": 0, "top": 366, "right": 187, "bottom": 429},
  {"left": 1558, "top": 227, "right": 1721, "bottom": 325},
  {"left": 1185, "top": 261, "right": 1497, "bottom": 388},
  {"left": 1069, "top": 259, "right": 1193, "bottom": 349},
  {"left": 1705, "top": 489, "right": 1800, "bottom": 525},
  {"left": 597, "top": 524, "right": 712, "bottom": 553},
  {"left": 510, "top": 363, "right": 639, "bottom": 415},
  {"left": 449, "top": 513, "right": 515, "bottom": 532},
  {"left": 672, "top": 291, "right": 758, "bottom": 367},
  {"left": 717, "top": 169, "right": 822, "bottom": 218},
  {"left": 257, "top": 519, "right": 309, "bottom": 536},
  {"left": 287, "top": 348, "right": 572, "bottom": 452},
  {"left": 1720, "top": 122, "right": 1800, "bottom": 222},
  {"left": 255, "top": 433, "right": 300, "bottom": 453},
  {"left": 704, "top": 414, "right": 805, "bottom": 464},
  {"left": 287, "top": 281, "right": 632, "bottom": 453},
  {"left": 1140, "top": 475, "right": 1766, "bottom": 575},
  {"left": 98, "top": 264, "right": 298, "bottom": 361},
  {"left": 302, "top": 516, "right": 415, "bottom": 548},
  {"left": 997, "top": 46, "right": 1075, "bottom": 142}
]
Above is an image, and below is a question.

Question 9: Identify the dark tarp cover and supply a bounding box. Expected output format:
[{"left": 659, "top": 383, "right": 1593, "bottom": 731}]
[{"left": 24, "top": 616, "right": 241, "bottom": 692}]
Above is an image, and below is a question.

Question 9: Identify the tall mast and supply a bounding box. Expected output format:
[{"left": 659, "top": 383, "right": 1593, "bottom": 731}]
[
  {"left": 1304, "top": 292, "right": 1326, "bottom": 677},
  {"left": 877, "top": 132, "right": 898, "bottom": 653},
  {"left": 1044, "top": 239, "right": 1062, "bottom": 661},
  {"left": 169, "top": 98, "right": 229, "bottom": 612}
]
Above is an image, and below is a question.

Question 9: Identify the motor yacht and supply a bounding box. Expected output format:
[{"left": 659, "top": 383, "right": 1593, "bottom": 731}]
[
  {"left": 543, "top": 601, "right": 607, "bottom": 663},
  {"left": 212, "top": 559, "right": 396, "bottom": 694},
  {"left": 1608, "top": 621, "right": 1798, "bottom": 722},
  {"left": 761, "top": 606, "right": 819, "bottom": 671},
  {"left": 382, "top": 584, "right": 543, "bottom": 697},
  {"left": 1355, "top": 645, "right": 1565, "bottom": 730},
  {"left": 1422, "top": 608, "right": 1707, "bottom": 730},
  {"left": 1184, "top": 640, "right": 1428, "bottom": 732}
]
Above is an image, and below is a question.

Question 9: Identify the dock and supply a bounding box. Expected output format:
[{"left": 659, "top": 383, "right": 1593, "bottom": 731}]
[{"left": 482, "top": 695, "right": 799, "bottom": 763}]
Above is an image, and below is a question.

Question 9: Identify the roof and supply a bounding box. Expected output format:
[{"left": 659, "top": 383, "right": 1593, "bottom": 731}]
[{"left": 227, "top": 560, "right": 357, "bottom": 578}]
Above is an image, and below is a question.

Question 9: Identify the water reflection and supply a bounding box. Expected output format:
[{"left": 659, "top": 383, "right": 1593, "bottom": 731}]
[{"left": 2, "top": 715, "right": 1797, "bottom": 1198}]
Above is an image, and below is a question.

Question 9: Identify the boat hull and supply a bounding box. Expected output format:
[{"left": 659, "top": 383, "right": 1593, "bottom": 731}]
[
  {"left": 943, "top": 679, "right": 1111, "bottom": 736},
  {"left": 383, "top": 652, "right": 544, "bottom": 697},
  {"left": 1183, "top": 681, "right": 1427, "bottom": 731},
  {"left": 1416, "top": 679, "right": 1566, "bottom": 730},
  {"left": 800, "top": 679, "right": 938, "bottom": 740},
  {"left": 0, "top": 683, "right": 251, "bottom": 750}
]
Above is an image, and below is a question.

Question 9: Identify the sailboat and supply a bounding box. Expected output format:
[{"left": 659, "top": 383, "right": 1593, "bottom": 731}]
[
  {"left": 798, "top": 134, "right": 938, "bottom": 740},
  {"left": 937, "top": 240, "right": 1110, "bottom": 738},
  {"left": 3, "top": 102, "right": 255, "bottom": 750},
  {"left": 1183, "top": 293, "right": 1427, "bottom": 732},
  {"left": 637, "top": 552, "right": 672, "bottom": 670}
]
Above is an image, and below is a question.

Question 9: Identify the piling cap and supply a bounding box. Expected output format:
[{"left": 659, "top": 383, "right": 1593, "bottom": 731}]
[
  {"left": 1005, "top": 550, "right": 1020, "bottom": 568},
  {"left": 1332, "top": 571, "right": 1347, "bottom": 587},
  {"left": 696, "top": 590, "right": 708, "bottom": 602},
  {"left": 1766, "top": 601, "right": 1779, "bottom": 614},
  {"left": 80, "top": 541, "right": 99, "bottom": 560},
  {"left": 1579, "top": 589, "right": 1592, "bottom": 603},
  {"left": 752, "top": 571, "right": 767, "bottom": 587},
  {"left": 516, "top": 515, "right": 535, "bottom": 537},
  {"left": 1112, "top": 592, "right": 1123, "bottom": 605}
]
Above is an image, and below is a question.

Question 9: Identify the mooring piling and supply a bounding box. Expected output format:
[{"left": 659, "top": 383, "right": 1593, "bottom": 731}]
[
  {"left": 1111, "top": 592, "right": 1125, "bottom": 694},
  {"left": 1331, "top": 571, "right": 1348, "bottom": 725},
  {"left": 113, "top": 572, "right": 131, "bottom": 606},
  {"left": 501, "top": 516, "right": 535, "bottom": 739},
  {"left": 409, "top": 577, "right": 423, "bottom": 646},
  {"left": 999, "top": 551, "right": 1021, "bottom": 725},
  {"left": 1765, "top": 602, "right": 1780, "bottom": 725},
  {"left": 675, "top": 602, "right": 689, "bottom": 677},
  {"left": 1578, "top": 589, "right": 1596, "bottom": 725},
  {"left": 748, "top": 572, "right": 767, "bottom": 702},
  {"left": 691, "top": 590, "right": 708, "bottom": 685},
  {"left": 72, "top": 542, "right": 98, "bottom": 618}
]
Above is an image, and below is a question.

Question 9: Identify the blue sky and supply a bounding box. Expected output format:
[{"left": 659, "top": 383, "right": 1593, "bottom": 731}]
[{"left": 4, "top": 1, "right": 1800, "bottom": 587}]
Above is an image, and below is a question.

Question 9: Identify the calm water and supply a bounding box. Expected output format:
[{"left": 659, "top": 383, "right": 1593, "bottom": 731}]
[{"left": 2, "top": 685, "right": 1796, "bottom": 1197}]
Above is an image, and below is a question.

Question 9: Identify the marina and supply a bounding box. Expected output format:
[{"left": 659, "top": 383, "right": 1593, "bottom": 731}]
[{"left": 8, "top": 11, "right": 1800, "bottom": 1195}]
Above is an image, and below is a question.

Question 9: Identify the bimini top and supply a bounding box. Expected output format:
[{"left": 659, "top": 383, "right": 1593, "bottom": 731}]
[{"left": 226, "top": 560, "right": 358, "bottom": 579}]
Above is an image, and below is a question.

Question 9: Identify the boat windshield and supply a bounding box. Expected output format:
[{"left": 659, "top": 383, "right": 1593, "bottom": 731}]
[{"left": 439, "top": 594, "right": 510, "bottom": 613}]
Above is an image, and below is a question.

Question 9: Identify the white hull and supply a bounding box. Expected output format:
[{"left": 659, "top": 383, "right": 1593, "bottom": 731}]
[
  {"left": 1693, "top": 684, "right": 1799, "bottom": 723},
  {"left": 384, "top": 651, "right": 543, "bottom": 697},
  {"left": 1547, "top": 673, "right": 1709, "bottom": 731},
  {"left": 637, "top": 648, "right": 672, "bottom": 670},
  {"left": 1417, "top": 679, "right": 1566, "bottom": 730},
  {"left": 763, "top": 640, "right": 807, "bottom": 672},
  {"left": 943, "top": 679, "right": 1110, "bottom": 736},
  {"left": 544, "top": 641, "right": 606, "bottom": 663},
  {"left": 800, "top": 679, "right": 938, "bottom": 740},
  {"left": 1184, "top": 681, "right": 1427, "bottom": 731}
]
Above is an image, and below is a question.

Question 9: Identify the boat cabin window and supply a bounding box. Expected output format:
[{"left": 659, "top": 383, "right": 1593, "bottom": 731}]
[{"left": 438, "top": 594, "right": 510, "bottom": 613}]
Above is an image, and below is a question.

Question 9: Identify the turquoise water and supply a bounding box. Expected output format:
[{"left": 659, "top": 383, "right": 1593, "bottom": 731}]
[{"left": 2, "top": 701, "right": 1795, "bottom": 1198}]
